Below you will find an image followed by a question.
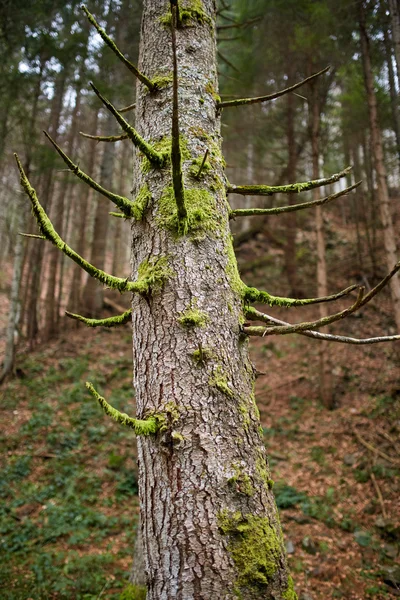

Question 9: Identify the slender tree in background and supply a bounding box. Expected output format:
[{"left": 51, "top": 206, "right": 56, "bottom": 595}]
[
  {"left": 359, "top": 0, "right": 400, "bottom": 333},
  {"left": 11, "top": 0, "right": 400, "bottom": 598}
]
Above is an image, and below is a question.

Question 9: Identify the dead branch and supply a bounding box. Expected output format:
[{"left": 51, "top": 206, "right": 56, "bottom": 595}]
[{"left": 217, "top": 66, "right": 330, "bottom": 109}]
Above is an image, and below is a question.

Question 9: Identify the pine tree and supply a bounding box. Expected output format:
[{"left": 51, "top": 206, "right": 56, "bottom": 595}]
[{"left": 14, "top": 1, "right": 400, "bottom": 597}]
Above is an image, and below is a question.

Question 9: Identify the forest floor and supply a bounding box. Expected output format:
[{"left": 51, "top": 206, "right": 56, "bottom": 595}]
[{"left": 1, "top": 221, "right": 400, "bottom": 599}]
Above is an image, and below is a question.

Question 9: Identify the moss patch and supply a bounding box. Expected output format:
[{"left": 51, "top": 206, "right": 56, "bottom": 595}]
[
  {"left": 225, "top": 235, "right": 246, "bottom": 298},
  {"left": 209, "top": 365, "right": 234, "bottom": 398},
  {"left": 140, "top": 136, "right": 190, "bottom": 174},
  {"left": 157, "top": 186, "right": 218, "bottom": 239},
  {"left": 160, "top": 0, "right": 213, "bottom": 28},
  {"left": 191, "top": 346, "right": 215, "bottom": 364},
  {"left": 283, "top": 575, "right": 298, "bottom": 600},
  {"left": 132, "top": 184, "right": 151, "bottom": 220},
  {"left": 228, "top": 463, "right": 255, "bottom": 497},
  {"left": 178, "top": 303, "right": 209, "bottom": 328},
  {"left": 189, "top": 155, "right": 212, "bottom": 179},
  {"left": 205, "top": 80, "right": 221, "bottom": 103},
  {"left": 135, "top": 256, "right": 174, "bottom": 295},
  {"left": 119, "top": 583, "right": 147, "bottom": 600},
  {"left": 217, "top": 510, "right": 283, "bottom": 591},
  {"left": 150, "top": 73, "right": 173, "bottom": 91}
]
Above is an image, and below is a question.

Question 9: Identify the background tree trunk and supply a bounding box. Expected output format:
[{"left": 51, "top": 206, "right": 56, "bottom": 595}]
[{"left": 359, "top": 0, "right": 400, "bottom": 332}]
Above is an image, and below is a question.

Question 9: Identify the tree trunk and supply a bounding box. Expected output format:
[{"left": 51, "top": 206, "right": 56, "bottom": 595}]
[
  {"left": 309, "top": 83, "right": 334, "bottom": 408},
  {"left": 284, "top": 83, "right": 302, "bottom": 296},
  {"left": 1, "top": 65, "right": 43, "bottom": 379},
  {"left": 25, "top": 68, "right": 67, "bottom": 343},
  {"left": 382, "top": 8, "right": 400, "bottom": 170},
  {"left": 44, "top": 84, "right": 82, "bottom": 338},
  {"left": 81, "top": 111, "right": 116, "bottom": 316},
  {"left": 131, "top": 2, "right": 291, "bottom": 598},
  {"left": 359, "top": 0, "right": 400, "bottom": 331},
  {"left": 67, "top": 108, "right": 100, "bottom": 316},
  {"left": 388, "top": 0, "right": 400, "bottom": 77}
]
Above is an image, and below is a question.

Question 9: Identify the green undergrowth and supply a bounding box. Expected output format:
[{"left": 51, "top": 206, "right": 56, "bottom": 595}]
[{"left": 0, "top": 329, "right": 139, "bottom": 598}]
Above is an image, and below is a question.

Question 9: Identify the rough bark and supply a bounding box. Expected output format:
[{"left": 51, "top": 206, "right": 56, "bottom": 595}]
[
  {"left": 359, "top": 0, "right": 400, "bottom": 332},
  {"left": 131, "top": 1, "right": 291, "bottom": 598}
]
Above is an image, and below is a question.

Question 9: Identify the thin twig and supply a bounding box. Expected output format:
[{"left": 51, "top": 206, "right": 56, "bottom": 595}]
[
  {"left": 118, "top": 102, "right": 136, "bottom": 113},
  {"left": 218, "top": 65, "right": 330, "bottom": 108},
  {"left": 370, "top": 472, "right": 387, "bottom": 518},
  {"left": 195, "top": 149, "right": 209, "bottom": 179},
  {"left": 352, "top": 426, "right": 400, "bottom": 466}
]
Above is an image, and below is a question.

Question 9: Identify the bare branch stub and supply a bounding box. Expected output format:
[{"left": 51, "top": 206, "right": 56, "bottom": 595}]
[{"left": 217, "top": 65, "right": 330, "bottom": 109}]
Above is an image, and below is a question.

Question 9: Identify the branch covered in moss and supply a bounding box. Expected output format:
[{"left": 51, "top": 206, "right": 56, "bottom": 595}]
[
  {"left": 44, "top": 131, "right": 134, "bottom": 216},
  {"left": 227, "top": 166, "right": 351, "bottom": 196},
  {"left": 90, "top": 83, "right": 166, "bottom": 167},
  {"left": 81, "top": 5, "right": 156, "bottom": 92},
  {"left": 244, "top": 307, "right": 400, "bottom": 345},
  {"left": 170, "top": 1, "right": 187, "bottom": 226},
  {"left": 86, "top": 382, "right": 160, "bottom": 434},
  {"left": 243, "top": 282, "right": 357, "bottom": 308},
  {"left": 80, "top": 131, "right": 129, "bottom": 143},
  {"left": 65, "top": 309, "right": 132, "bottom": 327},
  {"left": 244, "top": 287, "right": 365, "bottom": 336},
  {"left": 217, "top": 66, "right": 329, "bottom": 109},
  {"left": 229, "top": 182, "right": 360, "bottom": 218},
  {"left": 194, "top": 149, "right": 209, "bottom": 179},
  {"left": 14, "top": 155, "right": 169, "bottom": 294}
]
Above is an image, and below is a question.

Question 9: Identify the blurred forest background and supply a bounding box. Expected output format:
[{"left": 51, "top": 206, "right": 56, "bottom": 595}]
[{"left": 0, "top": 0, "right": 400, "bottom": 598}]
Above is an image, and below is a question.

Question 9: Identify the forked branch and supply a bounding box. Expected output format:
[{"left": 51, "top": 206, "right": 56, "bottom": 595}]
[
  {"left": 243, "top": 283, "right": 357, "bottom": 308},
  {"left": 244, "top": 307, "right": 400, "bottom": 345},
  {"left": 86, "top": 383, "right": 161, "bottom": 434},
  {"left": 44, "top": 131, "right": 134, "bottom": 216},
  {"left": 65, "top": 309, "right": 132, "bottom": 327},
  {"left": 81, "top": 5, "right": 156, "bottom": 92},
  {"left": 230, "top": 182, "right": 361, "bottom": 218},
  {"left": 227, "top": 166, "right": 351, "bottom": 196},
  {"left": 14, "top": 155, "right": 166, "bottom": 294},
  {"left": 244, "top": 261, "right": 400, "bottom": 344},
  {"left": 244, "top": 287, "right": 365, "bottom": 336},
  {"left": 170, "top": 0, "right": 187, "bottom": 224},
  {"left": 90, "top": 83, "right": 166, "bottom": 167},
  {"left": 217, "top": 66, "right": 330, "bottom": 109}
]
